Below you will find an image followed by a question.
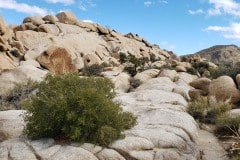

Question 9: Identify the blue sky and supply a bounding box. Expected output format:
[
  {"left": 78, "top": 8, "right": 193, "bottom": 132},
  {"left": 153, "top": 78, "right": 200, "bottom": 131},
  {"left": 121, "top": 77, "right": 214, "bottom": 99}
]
[{"left": 0, "top": 0, "right": 240, "bottom": 55}]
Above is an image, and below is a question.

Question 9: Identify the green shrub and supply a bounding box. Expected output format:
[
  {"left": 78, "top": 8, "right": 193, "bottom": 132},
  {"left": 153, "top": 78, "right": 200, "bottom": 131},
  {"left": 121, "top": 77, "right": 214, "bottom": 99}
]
[
  {"left": 130, "top": 78, "right": 142, "bottom": 89},
  {"left": 209, "top": 64, "right": 240, "bottom": 80},
  {"left": 119, "top": 52, "right": 127, "bottom": 63},
  {"left": 23, "top": 73, "right": 137, "bottom": 146},
  {"left": 192, "top": 61, "right": 210, "bottom": 75},
  {"left": 0, "top": 80, "right": 37, "bottom": 110},
  {"left": 186, "top": 67, "right": 198, "bottom": 75},
  {"left": 188, "top": 97, "right": 232, "bottom": 123},
  {"left": 124, "top": 65, "right": 137, "bottom": 76},
  {"left": 82, "top": 64, "right": 104, "bottom": 76}
]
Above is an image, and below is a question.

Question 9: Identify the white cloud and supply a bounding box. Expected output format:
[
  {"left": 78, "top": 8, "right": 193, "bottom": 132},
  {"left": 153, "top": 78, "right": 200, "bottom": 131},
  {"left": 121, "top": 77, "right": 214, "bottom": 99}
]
[
  {"left": 79, "top": 0, "right": 96, "bottom": 11},
  {"left": 205, "top": 23, "right": 240, "bottom": 40},
  {"left": 0, "top": 0, "right": 51, "bottom": 16},
  {"left": 208, "top": 0, "right": 240, "bottom": 17},
  {"left": 144, "top": 0, "right": 167, "bottom": 7},
  {"left": 144, "top": 1, "right": 155, "bottom": 7},
  {"left": 160, "top": 41, "right": 176, "bottom": 50},
  {"left": 45, "top": 0, "right": 75, "bottom": 6},
  {"left": 82, "top": 19, "right": 94, "bottom": 23},
  {"left": 188, "top": 9, "right": 204, "bottom": 15}
]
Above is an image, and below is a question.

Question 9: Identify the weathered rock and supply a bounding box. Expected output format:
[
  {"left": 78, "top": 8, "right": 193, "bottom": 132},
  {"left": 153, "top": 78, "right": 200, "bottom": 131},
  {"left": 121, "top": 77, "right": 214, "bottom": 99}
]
[
  {"left": 75, "top": 21, "right": 98, "bottom": 32},
  {"left": 178, "top": 61, "right": 192, "bottom": 69},
  {"left": 80, "top": 143, "right": 102, "bottom": 154},
  {"left": 56, "top": 11, "right": 77, "bottom": 25},
  {"left": 178, "top": 72, "right": 198, "bottom": 84},
  {"left": 159, "top": 69, "right": 178, "bottom": 82},
  {"left": 18, "top": 23, "right": 37, "bottom": 31},
  {"left": 0, "top": 110, "right": 25, "bottom": 139},
  {"left": 102, "top": 70, "right": 130, "bottom": 93},
  {"left": 83, "top": 53, "right": 102, "bottom": 66},
  {"left": 136, "top": 77, "right": 177, "bottom": 92},
  {"left": 23, "top": 16, "right": 45, "bottom": 26},
  {"left": 97, "top": 148, "right": 126, "bottom": 160},
  {"left": 10, "top": 41, "right": 25, "bottom": 53},
  {"left": 150, "top": 60, "right": 166, "bottom": 68},
  {"left": 97, "top": 25, "right": 110, "bottom": 34},
  {"left": 236, "top": 74, "right": 240, "bottom": 89},
  {"left": 24, "top": 50, "right": 41, "bottom": 60},
  {"left": 189, "top": 89, "right": 203, "bottom": 101},
  {"left": 44, "top": 146, "right": 98, "bottom": 160},
  {"left": 198, "top": 130, "right": 228, "bottom": 160},
  {"left": 38, "top": 24, "right": 60, "bottom": 35},
  {"left": 37, "top": 46, "right": 77, "bottom": 74},
  {"left": 0, "top": 16, "right": 8, "bottom": 35},
  {"left": 0, "top": 53, "right": 15, "bottom": 72},
  {"left": 0, "top": 139, "right": 38, "bottom": 160},
  {"left": 111, "top": 136, "right": 154, "bottom": 152},
  {"left": 134, "top": 69, "right": 159, "bottom": 83},
  {"left": 7, "top": 48, "right": 24, "bottom": 63},
  {"left": 175, "top": 65, "right": 187, "bottom": 72},
  {"left": 43, "top": 15, "right": 59, "bottom": 24},
  {"left": 189, "top": 78, "right": 211, "bottom": 95},
  {"left": 0, "top": 65, "right": 47, "bottom": 96},
  {"left": 209, "top": 76, "right": 240, "bottom": 104},
  {"left": 0, "top": 43, "right": 8, "bottom": 51},
  {"left": 20, "top": 59, "right": 41, "bottom": 68}
]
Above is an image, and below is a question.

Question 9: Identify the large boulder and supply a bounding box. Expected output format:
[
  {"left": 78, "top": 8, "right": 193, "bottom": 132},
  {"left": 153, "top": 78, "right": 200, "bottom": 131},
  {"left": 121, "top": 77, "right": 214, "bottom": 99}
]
[
  {"left": 37, "top": 46, "right": 77, "bottom": 74},
  {"left": 0, "top": 16, "right": 7, "bottom": 35},
  {"left": 189, "top": 78, "right": 211, "bottom": 95},
  {"left": 0, "top": 110, "right": 25, "bottom": 140},
  {"left": 136, "top": 77, "right": 177, "bottom": 92},
  {"left": 23, "top": 16, "right": 45, "bottom": 26},
  {"left": 236, "top": 74, "right": 240, "bottom": 89},
  {"left": 0, "top": 53, "right": 15, "bottom": 72},
  {"left": 43, "top": 15, "right": 59, "bottom": 24},
  {"left": 209, "top": 76, "right": 240, "bottom": 104},
  {"left": 159, "top": 69, "right": 178, "bottom": 82},
  {"left": 134, "top": 69, "right": 159, "bottom": 83},
  {"left": 56, "top": 11, "right": 77, "bottom": 25},
  {"left": 0, "top": 65, "right": 47, "bottom": 96}
]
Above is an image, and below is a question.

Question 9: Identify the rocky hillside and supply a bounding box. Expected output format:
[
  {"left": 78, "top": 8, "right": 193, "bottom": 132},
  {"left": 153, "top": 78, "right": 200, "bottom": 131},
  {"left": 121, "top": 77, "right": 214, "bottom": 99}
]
[
  {"left": 191, "top": 44, "right": 240, "bottom": 66},
  {"left": 0, "top": 12, "right": 231, "bottom": 160}
]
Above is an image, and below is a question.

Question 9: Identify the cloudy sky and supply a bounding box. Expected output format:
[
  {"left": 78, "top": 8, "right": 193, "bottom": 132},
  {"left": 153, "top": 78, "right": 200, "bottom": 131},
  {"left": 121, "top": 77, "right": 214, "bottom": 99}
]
[{"left": 0, "top": 0, "right": 240, "bottom": 55}]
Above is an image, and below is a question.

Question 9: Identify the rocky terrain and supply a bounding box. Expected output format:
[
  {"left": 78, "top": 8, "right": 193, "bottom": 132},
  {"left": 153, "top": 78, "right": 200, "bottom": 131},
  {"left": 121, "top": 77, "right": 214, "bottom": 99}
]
[
  {"left": 189, "top": 45, "right": 240, "bottom": 66},
  {"left": 0, "top": 11, "right": 236, "bottom": 160}
]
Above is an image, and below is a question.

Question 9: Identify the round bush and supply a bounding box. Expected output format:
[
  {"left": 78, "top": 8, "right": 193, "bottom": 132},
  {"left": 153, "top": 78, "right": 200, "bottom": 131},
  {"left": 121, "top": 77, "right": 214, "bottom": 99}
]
[{"left": 22, "top": 73, "right": 136, "bottom": 145}]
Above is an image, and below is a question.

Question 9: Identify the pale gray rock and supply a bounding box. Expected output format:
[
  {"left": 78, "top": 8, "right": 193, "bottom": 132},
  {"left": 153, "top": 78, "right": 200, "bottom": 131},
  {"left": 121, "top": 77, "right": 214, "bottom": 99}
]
[
  {"left": 209, "top": 76, "right": 240, "bottom": 104},
  {"left": 111, "top": 136, "right": 154, "bottom": 152},
  {"left": 134, "top": 69, "right": 159, "bottom": 84},
  {"left": 56, "top": 11, "right": 77, "bottom": 25},
  {"left": 0, "top": 138, "right": 38, "bottom": 160},
  {"left": 0, "top": 65, "right": 47, "bottom": 96},
  {"left": 0, "top": 110, "right": 25, "bottom": 139},
  {"left": 97, "top": 148, "right": 126, "bottom": 160},
  {"left": 178, "top": 72, "right": 198, "bottom": 84},
  {"left": 136, "top": 77, "right": 177, "bottom": 92},
  {"left": 23, "top": 16, "right": 45, "bottom": 26},
  {"left": 20, "top": 59, "right": 41, "bottom": 68},
  {"left": 129, "top": 150, "right": 154, "bottom": 160},
  {"left": 38, "top": 24, "right": 60, "bottom": 35},
  {"left": 159, "top": 69, "right": 178, "bottom": 81},
  {"left": 48, "top": 146, "right": 98, "bottom": 160},
  {"left": 80, "top": 143, "right": 102, "bottom": 154},
  {"left": 43, "top": 15, "right": 59, "bottom": 24},
  {"left": 198, "top": 130, "right": 228, "bottom": 160}
]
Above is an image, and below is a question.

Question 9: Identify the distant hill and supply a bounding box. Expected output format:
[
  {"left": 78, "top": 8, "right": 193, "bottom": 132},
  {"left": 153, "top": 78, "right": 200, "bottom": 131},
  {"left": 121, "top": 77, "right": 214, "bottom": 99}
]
[{"left": 190, "top": 45, "right": 240, "bottom": 66}]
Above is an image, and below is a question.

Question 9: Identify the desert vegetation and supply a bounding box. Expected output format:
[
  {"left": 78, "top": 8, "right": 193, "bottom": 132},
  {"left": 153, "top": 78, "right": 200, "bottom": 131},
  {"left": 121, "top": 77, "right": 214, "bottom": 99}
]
[{"left": 22, "top": 73, "right": 136, "bottom": 146}]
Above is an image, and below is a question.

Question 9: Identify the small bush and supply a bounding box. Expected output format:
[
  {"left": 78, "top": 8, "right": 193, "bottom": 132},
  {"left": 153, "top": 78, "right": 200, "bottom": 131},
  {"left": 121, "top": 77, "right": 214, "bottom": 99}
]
[
  {"left": 82, "top": 64, "right": 104, "bottom": 76},
  {"left": 186, "top": 67, "right": 198, "bottom": 75},
  {"left": 119, "top": 52, "right": 127, "bottom": 63},
  {"left": 22, "top": 73, "right": 136, "bottom": 146},
  {"left": 124, "top": 65, "right": 137, "bottom": 76},
  {"left": 130, "top": 78, "right": 142, "bottom": 89},
  {"left": 0, "top": 80, "right": 37, "bottom": 110},
  {"left": 188, "top": 97, "right": 232, "bottom": 123},
  {"left": 209, "top": 64, "right": 240, "bottom": 80}
]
